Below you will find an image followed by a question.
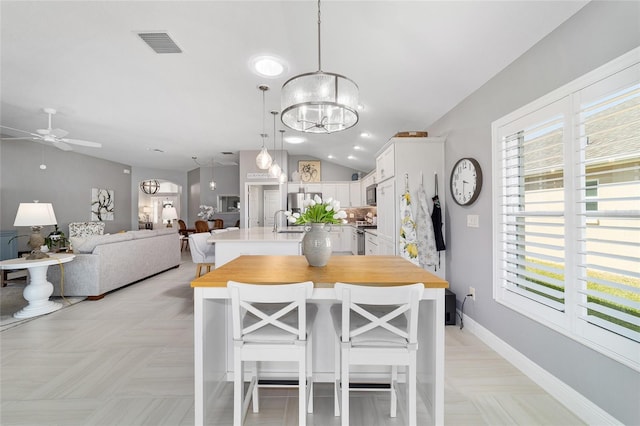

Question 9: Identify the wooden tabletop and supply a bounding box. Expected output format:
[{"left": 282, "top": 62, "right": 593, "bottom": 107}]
[{"left": 191, "top": 255, "right": 448, "bottom": 288}]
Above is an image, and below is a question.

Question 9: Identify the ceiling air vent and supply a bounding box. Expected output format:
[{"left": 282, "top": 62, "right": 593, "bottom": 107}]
[{"left": 137, "top": 32, "right": 182, "bottom": 54}]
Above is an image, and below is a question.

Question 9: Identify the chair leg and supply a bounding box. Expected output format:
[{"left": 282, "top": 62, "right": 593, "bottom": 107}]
[
  {"left": 408, "top": 354, "right": 417, "bottom": 426},
  {"left": 252, "top": 361, "right": 259, "bottom": 413},
  {"left": 341, "top": 344, "right": 349, "bottom": 426},
  {"left": 299, "top": 350, "right": 306, "bottom": 426},
  {"left": 233, "top": 357, "right": 243, "bottom": 426},
  {"left": 390, "top": 365, "right": 398, "bottom": 417},
  {"left": 307, "top": 337, "right": 314, "bottom": 413},
  {"left": 334, "top": 334, "right": 341, "bottom": 416},
  {"left": 196, "top": 264, "right": 202, "bottom": 279}
]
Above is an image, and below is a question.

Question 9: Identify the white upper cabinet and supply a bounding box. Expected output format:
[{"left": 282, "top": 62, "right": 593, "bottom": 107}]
[
  {"left": 376, "top": 144, "right": 395, "bottom": 183},
  {"left": 349, "top": 181, "right": 362, "bottom": 207}
]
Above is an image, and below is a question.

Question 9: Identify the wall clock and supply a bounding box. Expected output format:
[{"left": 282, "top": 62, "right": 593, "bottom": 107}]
[{"left": 450, "top": 157, "right": 482, "bottom": 206}]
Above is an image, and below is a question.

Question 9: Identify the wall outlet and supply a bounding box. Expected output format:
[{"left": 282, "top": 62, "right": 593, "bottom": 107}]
[
  {"left": 467, "top": 214, "right": 479, "bottom": 228},
  {"left": 469, "top": 286, "right": 476, "bottom": 301}
]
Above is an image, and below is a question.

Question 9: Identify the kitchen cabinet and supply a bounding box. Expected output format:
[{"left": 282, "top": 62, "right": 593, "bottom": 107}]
[
  {"left": 376, "top": 144, "right": 395, "bottom": 183},
  {"left": 376, "top": 178, "right": 395, "bottom": 242},
  {"left": 374, "top": 137, "right": 446, "bottom": 278},
  {"left": 329, "top": 225, "right": 351, "bottom": 253},
  {"left": 335, "top": 184, "right": 350, "bottom": 207},
  {"left": 349, "top": 181, "right": 362, "bottom": 207},
  {"left": 365, "top": 231, "right": 378, "bottom": 255}
]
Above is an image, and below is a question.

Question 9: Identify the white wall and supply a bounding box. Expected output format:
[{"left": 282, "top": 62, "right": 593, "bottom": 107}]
[{"left": 430, "top": 2, "right": 640, "bottom": 423}]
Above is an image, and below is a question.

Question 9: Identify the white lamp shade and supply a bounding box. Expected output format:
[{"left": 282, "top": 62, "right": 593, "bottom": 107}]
[
  {"left": 256, "top": 146, "right": 272, "bottom": 169},
  {"left": 162, "top": 206, "right": 178, "bottom": 221},
  {"left": 13, "top": 202, "right": 57, "bottom": 227},
  {"left": 268, "top": 161, "right": 282, "bottom": 178}
]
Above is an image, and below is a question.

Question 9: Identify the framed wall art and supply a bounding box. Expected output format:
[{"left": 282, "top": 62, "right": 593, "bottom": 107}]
[
  {"left": 91, "top": 188, "right": 115, "bottom": 221},
  {"left": 298, "top": 160, "right": 321, "bottom": 182}
]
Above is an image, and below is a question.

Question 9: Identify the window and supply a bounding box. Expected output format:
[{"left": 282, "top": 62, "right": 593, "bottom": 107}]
[{"left": 493, "top": 48, "right": 639, "bottom": 370}]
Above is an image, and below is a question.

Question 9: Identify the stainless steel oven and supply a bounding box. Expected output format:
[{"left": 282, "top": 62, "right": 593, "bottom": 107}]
[{"left": 356, "top": 228, "right": 365, "bottom": 255}]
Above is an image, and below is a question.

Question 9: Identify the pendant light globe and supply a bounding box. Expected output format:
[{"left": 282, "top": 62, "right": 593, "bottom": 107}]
[
  {"left": 268, "top": 110, "right": 282, "bottom": 178},
  {"left": 255, "top": 85, "right": 273, "bottom": 169}
]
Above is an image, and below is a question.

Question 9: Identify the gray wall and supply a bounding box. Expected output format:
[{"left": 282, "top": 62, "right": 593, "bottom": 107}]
[
  {"left": 192, "top": 164, "right": 240, "bottom": 228},
  {"left": 428, "top": 2, "right": 640, "bottom": 423},
  {"left": 1, "top": 140, "right": 132, "bottom": 250}
]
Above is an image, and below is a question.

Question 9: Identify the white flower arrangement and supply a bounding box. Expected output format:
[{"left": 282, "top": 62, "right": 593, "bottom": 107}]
[
  {"left": 197, "top": 205, "right": 218, "bottom": 221},
  {"left": 285, "top": 195, "right": 348, "bottom": 225}
]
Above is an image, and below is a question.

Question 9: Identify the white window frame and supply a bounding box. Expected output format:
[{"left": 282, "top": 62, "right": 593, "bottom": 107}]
[{"left": 492, "top": 47, "right": 640, "bottom": 371}]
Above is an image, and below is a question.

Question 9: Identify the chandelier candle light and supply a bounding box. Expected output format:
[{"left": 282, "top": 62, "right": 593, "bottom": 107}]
[
  {"left": 255, "top": 84, "right": 273, "bottom": 169},
  {"left": 281, "top": 0, "right": 359, "bottom": 133}
]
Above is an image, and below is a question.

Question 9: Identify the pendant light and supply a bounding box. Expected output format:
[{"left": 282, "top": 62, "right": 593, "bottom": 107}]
[
  {"left": 268, "top": 111, "right": 282, "bottom": 178},
  {"left": 278, "top": 129, "right": 287, "bottom": 184},
  {"left": 281, "top": 0, "right": 359, "bottom": 134},
  {"left": 209, "top": 159, "right": 216, "bottom": 191},
  {"left": 255, "top": 84, "right": 273, "bottom": 169}
]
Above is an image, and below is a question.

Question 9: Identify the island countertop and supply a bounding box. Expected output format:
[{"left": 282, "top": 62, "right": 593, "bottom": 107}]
[{"left": 206, "top": 226, "right": 304, "bottom": 244}]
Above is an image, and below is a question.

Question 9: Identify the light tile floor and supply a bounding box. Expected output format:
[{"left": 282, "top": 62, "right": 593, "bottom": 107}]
[{"left": 0, "top": 253, "right": 585, "bottom": 425}]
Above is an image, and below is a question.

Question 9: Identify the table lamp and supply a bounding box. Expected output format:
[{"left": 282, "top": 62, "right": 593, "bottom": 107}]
[
  {"left": 162, "top": 206, "right": 178, "bottom": 228},
  {"left": 14, "top": 201, "right": 58, "bottom": 259}
]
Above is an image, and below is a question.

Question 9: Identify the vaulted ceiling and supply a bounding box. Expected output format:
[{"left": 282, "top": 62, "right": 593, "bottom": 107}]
[{"left": 0, "top": 1, "right": 588, "bottom": 173}]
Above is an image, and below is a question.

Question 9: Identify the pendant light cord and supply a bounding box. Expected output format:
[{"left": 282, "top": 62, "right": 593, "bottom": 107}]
[
  {"left": 262, "top": 88, "right": 267, "bottom": 148},
  {"left": 317, "top": 0, "right": 322, "bottom": 72}
]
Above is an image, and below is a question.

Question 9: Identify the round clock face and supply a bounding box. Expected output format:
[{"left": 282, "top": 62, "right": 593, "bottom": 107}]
[{"left": 450, "top": 158, "right": 482, "bottom": 206}]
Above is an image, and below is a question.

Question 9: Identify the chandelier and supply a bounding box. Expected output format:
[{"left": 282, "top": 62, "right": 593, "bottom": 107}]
[
  {"left": 281, "top": 0, "right": 359, "bottom": 134},
  {"left": 140, "top": 179, "right": 160, "bottom": 195},
  {"left": 255, "top": 84, "right": 273, "bottom": 169}
]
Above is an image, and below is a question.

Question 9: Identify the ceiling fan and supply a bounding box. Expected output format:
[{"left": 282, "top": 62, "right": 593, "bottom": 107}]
[{"left": 0, "top": 108, "right": 102, "bottom": 151}]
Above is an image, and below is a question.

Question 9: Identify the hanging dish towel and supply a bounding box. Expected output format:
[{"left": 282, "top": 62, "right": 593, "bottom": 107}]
[
  {"left": 416, "top": 183, "right": 438, "bottom": 269},
  {"left": 399, "top": 175, "right": 419, "bottom": 265}
]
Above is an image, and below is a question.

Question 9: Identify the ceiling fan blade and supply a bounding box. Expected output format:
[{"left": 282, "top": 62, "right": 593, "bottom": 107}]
[
  {"left": 51, "top": 140, "right": 73, "bottom": 151},
  {"left": 1, "top": 136, "right": 38, "bottom": 141},
  {"left": 62, "top": 138, "right": 102, "bottom": 148},
  {"left": 0, "top": 125, "right": 39, "bottom": 136},
  {"left": 50, "top": 128, "right": 69, "bottom": 138}
]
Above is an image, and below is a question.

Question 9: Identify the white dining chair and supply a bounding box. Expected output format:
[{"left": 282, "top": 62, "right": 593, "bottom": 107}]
[
  {"left": 188, "top": 232, "right": 215, "bottom": 278},
  {"left": 331, "top": 282, "right": 425, "bottom": 426},
  {"left": 228, "top": 280, "right": 317, "bottom": 426}
]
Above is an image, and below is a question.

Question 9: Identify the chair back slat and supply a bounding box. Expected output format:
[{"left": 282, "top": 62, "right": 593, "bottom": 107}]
[
  {"left": 228, "top": 281, "right": 314, "bottom": 341},
  {"left": 335, "top": 283, "right": 424, "bottom": 345}
]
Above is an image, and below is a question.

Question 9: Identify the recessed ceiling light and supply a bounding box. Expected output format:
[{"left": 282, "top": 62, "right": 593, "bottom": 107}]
[
  {"left": 353, "top": 145, "right": 362, "bottom": 150},
  {"left": 147, "top": 148, "right": 165, "bottom": 153},
  {"left": 251, "top": 55, "right": 287, "bottom": 78},
  {"left": 360, "top": 132, "right": 370, "bottom": 138},
  {"left": 285, "top": 136, "right": 305, "bottom": 144},
  {"left": 357, "top": 104, "right": 365, "bottom": 111},
  {"left": 347, "top": 155, "right": 355, "bottom": 160},
  {"left": 328, "top": 154, "right": 335, "bottom": 159}
]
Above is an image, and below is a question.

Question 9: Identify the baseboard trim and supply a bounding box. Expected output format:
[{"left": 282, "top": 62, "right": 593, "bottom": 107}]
[{"left": 459, "top": 311, "right": 622, "bottom": 426}]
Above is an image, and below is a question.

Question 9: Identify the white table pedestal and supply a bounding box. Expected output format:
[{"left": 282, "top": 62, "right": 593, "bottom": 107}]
[{"left": 0, "top": 253, "right": 75, "bottom": 319}]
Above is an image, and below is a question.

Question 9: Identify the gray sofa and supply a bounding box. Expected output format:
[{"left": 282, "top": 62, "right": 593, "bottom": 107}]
[{"left": 49, "top": 228, "right": 181, "bottom": 298}]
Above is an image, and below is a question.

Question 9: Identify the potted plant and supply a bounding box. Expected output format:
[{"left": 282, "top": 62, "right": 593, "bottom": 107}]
[{"left": 285, "top": 195, "right": 347, "bottom": 267}]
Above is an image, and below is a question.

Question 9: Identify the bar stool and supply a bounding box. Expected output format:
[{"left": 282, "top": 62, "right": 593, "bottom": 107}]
[
  {"left": 331, "top": 282, "right": 424, "bottom": 426},
  {"left": 228, "top": 280, "right": 317, "bottom": 426}
]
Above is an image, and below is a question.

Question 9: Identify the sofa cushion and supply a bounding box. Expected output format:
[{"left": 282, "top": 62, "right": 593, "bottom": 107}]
[
  {"left": 71, "top": 232, "right": 134, "bottom": 253},
  {"left": 128, "top": 230, "right": 158, "bottom": 239},
  {"left": 155, "top": 227, "right": 179, "bottom": 236},
  {"left": 69, "top": 221, "right": 105, "bottom": 238}
]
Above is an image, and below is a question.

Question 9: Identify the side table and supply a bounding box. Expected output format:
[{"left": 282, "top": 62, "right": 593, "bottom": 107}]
[{"left": 0, "top": 253, "right": 75, "bottom": 318}]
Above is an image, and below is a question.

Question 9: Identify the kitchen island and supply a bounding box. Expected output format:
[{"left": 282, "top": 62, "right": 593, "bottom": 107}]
[
  {"left": 207, "top": 226, "right": 304, "bottom": 267},
  {"left": 192, "top": 255, "right": 448, "bottom": 425}
]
